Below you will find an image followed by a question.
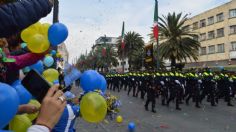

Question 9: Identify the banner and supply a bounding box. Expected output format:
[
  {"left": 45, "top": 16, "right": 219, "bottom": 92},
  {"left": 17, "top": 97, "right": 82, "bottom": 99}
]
[{"left": 145, "top": 44, "right": 154, "bottom": 63}]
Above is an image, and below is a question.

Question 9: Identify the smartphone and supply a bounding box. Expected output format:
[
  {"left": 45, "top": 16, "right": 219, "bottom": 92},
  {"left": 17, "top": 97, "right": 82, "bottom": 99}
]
[{"left": 22, "top": 69, "right": 51, "bottom": 103}]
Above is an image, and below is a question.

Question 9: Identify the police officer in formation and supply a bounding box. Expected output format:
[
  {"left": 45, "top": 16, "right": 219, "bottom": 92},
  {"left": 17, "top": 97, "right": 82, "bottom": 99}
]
[{"left": 106, "top": 70, "right": 235, "bottom": 113}]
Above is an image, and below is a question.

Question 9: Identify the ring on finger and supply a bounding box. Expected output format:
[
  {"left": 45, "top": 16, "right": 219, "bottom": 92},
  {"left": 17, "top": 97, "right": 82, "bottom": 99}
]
[{"left": 58, "top": 96, "right": 65, "bottom": 103}]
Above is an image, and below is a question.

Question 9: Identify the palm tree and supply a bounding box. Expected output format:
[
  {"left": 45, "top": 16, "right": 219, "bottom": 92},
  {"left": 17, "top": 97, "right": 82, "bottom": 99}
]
[
  {"left": 117, "top": 31, "right": 145, "bottom": 71},
  {"left": 150, "top": 12, "right": 200, "bottom": 69},
  {"left": 93, "top": 44, "right": 118, "bottom": 72}
]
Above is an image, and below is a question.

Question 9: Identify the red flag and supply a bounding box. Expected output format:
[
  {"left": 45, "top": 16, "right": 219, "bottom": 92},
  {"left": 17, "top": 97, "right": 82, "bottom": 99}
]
[
  {"left": 153, "top": 0, "right": 159, "bottom": 40},
  {"left": 102, "top": 48, "right": 106, "bottom": 56}
]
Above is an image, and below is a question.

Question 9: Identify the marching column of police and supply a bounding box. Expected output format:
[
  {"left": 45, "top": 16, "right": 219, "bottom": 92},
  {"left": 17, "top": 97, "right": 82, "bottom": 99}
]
[{"left": 106, "top": 70, "right": 236, "bottom": 113}]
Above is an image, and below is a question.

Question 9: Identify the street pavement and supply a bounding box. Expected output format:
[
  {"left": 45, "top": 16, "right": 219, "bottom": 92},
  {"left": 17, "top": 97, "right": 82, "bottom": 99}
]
[{"left": 73, "top": 87, "right": 236, "bottom": 132}]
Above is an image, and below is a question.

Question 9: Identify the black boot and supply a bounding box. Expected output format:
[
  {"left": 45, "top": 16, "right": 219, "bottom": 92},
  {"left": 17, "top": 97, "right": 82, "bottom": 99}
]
[
  {"left": 152, "top": 109, "right": 156, "bottom": 113},
  {"left": 162, "top": 100, "right": 166, "bottom": 106},
  {"left": 186, "top": 100, "right": 189, "bottom": 106},
  {"left": 176, "top": 107, "right": 181, "bottom": 110},
  {"left": 227, "top": 103, "right": 234, "bottom": 106},
  {"left": 195, "top": 105, "right": 201, "bottom": 108},
  {"left": 145, "top": 105, "right": 148, "bottom": 111}
]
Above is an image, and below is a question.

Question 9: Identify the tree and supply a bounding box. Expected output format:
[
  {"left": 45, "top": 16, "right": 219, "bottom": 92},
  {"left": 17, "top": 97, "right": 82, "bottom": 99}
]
[
  {"left": 150, "top": 12, "right": 200, "bottom": 69},
  {"left": 117, "top": 31, "right": 145, "bottom": 71},
  {"left": 76, "top": 44, "right": 118, "bottom": 73}
]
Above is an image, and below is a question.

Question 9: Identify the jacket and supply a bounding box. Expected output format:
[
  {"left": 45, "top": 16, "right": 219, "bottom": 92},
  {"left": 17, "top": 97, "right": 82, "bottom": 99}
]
[
  {"left": 0, "top": 0, "right": 52, "bottom": 37},
  {"left": 5, "top": 53, "right": 44, "bottom": 84}
]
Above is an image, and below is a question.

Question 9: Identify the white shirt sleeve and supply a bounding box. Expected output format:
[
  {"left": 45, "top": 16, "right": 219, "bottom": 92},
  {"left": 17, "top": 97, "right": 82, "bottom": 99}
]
[{"left": 27, "top": 125, "right": 50, "bottom": 132}]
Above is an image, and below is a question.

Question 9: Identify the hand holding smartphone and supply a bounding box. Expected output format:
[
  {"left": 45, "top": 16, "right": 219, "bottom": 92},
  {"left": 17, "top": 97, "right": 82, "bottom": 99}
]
[{"left": 22, "top": 70, "right": 51, "bottom": 103}]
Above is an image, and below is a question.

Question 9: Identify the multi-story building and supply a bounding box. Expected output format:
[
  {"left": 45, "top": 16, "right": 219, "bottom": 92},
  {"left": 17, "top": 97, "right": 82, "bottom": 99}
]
[
  {"left": 184, "top": 0, "right": 236, "bottom": 69},
  {"left": 57, "top": 43, "right": 69, "bottom": 68},
  {"left": 92, "top": 36, "right": 129, "bottom": 73}
]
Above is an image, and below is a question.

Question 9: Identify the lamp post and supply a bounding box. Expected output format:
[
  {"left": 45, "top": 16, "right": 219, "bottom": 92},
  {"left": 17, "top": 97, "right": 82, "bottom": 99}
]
[{"left": 53, "top": 0, "right": 59, "bottom": 23}]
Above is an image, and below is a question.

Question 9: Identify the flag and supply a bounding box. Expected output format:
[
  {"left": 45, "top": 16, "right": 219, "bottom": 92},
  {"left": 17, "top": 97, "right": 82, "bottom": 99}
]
[
  {"left": 121, "top": 21, "right": 125, "bottom": 49},
  {"left": 102, "top": 48, "right": 106, "bottom": 57},
  {"left": 153, "top": 0, "right": 159, "bottom": 41}
]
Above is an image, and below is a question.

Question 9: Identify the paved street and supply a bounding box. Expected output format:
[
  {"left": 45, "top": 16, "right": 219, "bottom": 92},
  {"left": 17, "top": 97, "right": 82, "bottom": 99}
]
[{"left": 74, "top": 88, "right": 236, "bottom": 132}]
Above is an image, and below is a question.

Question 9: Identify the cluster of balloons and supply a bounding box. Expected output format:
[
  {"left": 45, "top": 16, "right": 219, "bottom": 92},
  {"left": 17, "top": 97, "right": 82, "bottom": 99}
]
[
  {"left": 0, "top": 81, "right": 41, "bottom": 130},
  {"left": 79, "top": 70, "right": 108, "bottom": 123},
  {"left": 21, "top": 22, "right": 68, "bottom": 53}
]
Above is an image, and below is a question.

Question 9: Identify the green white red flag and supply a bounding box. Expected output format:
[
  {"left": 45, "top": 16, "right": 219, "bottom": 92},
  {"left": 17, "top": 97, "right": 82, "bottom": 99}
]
[{"left": 153, "top": 0, "right": 159, "bottom": 41}]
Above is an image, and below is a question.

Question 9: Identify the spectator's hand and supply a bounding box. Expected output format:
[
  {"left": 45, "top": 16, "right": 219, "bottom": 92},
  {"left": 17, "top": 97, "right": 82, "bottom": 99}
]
[
  {"left": 35, "top": 85, "right": 66, "bottom": 129},
  {"left": 18, "top": 104, "right": 39, "bottom": 114}
]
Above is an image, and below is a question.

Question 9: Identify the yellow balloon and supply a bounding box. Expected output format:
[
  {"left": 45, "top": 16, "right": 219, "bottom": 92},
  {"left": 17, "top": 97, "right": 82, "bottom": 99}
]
[
  {"left": 56, "top": 53, "right": 62, "bottom": 58},
  {"left": 29, "top": 22, "right": 42, "bottom": 31},
  {"left": 116, "top": 115, "right": 123, "bottom": 123},
  {"left": 27, "top": 100, "right": 41, "bottom": 121},
  {"left": 43, "top": 69, "right": 59, "bottom": 83},
  {"left": 21, "top": 28, "right": 38, "bottom": 42},
  {"left": 9, "top": 114, "right": 32, "bottom": 132},
  {"left": 27, "top": 34, "right": 50, "bottom": 53},
  {"left": 39, "top": 23, "right": 51, "bottom": 37},
  {"left": 80, "top": 92, "right": 107, "bottom": 123}
]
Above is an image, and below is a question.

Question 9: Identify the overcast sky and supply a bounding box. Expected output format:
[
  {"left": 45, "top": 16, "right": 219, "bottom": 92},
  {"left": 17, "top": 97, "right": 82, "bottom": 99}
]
[{"left": 40, "top": 0, "right": 230, "bottom": 63}]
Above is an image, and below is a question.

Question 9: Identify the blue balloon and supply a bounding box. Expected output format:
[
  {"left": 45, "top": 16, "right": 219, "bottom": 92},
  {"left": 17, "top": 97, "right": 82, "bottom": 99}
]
[
  {"left": 12, "top": 82, "right": 32, "bottom": 104},
  {"left": 29, "top": 61, "right": 44, "bottom": 74},
  {"left": 50, "top": 50, "right": 56, "bottom": 56},
  {"left": 53, "top": 80, "right": 59, "bottom": 85},
  {"left": 0, "top": 83, "right": 19, "bottom": 129},
  {"left": 43, "top": 56, "right": 54, "bottom": 67},
  {"left": 11, "top": 80, "right": 21, "bottom": 87},
  {"left": 128, "top": 122, "right": 136, "bottom": 132},
  {"left": 97, "top": 75, "right": 107, "bottom": 92},
  {"left": 48, "top": 23, "right": 68, "bottom": 46},
  {"left": 21, "top": 43, "right": 27, "bottom": 49},
  {"left": 80, "top": 70, "right": 100, "bottom": 92}
]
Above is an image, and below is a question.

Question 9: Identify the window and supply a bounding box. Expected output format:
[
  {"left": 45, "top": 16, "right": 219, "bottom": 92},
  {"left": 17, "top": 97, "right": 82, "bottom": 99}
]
[
  {"left": 193, "top": 35, "right": 199, "bottom": 41},
  {"left": 229, "top": 9, "right": 236, "bottom": 18},
  {"left": 231, "top": 42, "right": 236, "bottom": 51},
  {"left": 193, "top": 22, "right": 198, "bottom": 30},
  {"left": 200, "top": 47, "right": 207, "bottom": 55},
  {"left": 208, "top": 16, "right": 214, "bottom": 25},
  {"left": 208, "top": 31, "right": 215, "bottom": 40},
  {"left": 200, "top": 33, "right": 206, "bottom": 41},
  {"left": 200, "top": 19, "right": 206, "bottom": 28},
  {"left": 217, "top": 44, "right": 224, "bottom": 53},
  {"left": 216, "top": 13, "right": 224, "bottom": 22},
  {"left": 230, "top": 25, "right": 236, "bottom": 34},
  {"left": 217, "top": 28, "right": 224, "bottom": 37},
  {"left": 183, "top": 25, "right": 190, "bottom": 32},
  {"left": 208, "top": 45, "right": 215, "bottom": 54}
]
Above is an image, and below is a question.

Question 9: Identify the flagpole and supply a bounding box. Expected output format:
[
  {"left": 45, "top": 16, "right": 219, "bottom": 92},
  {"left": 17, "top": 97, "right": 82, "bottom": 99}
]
[
  {"left": 155, "top": 0, "right": 160, "bottom": 70},
  {"left": 121, "top": 21, "right": 125, "bottom": 73}
]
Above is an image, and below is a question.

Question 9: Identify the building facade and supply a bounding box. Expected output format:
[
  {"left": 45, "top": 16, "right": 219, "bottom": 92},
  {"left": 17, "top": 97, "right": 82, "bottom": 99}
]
[
  {"left": 92, "top": 36, "right": 129, "bottom": 73},
  {"left": 184, "top": 0, "right": 236, "bottom": 69},
  {"left": 57, "top": 43, "right": 69, "bottom": 68}
]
